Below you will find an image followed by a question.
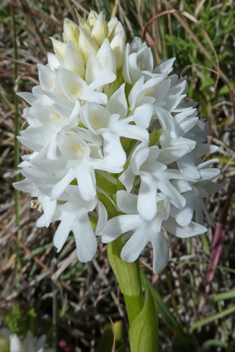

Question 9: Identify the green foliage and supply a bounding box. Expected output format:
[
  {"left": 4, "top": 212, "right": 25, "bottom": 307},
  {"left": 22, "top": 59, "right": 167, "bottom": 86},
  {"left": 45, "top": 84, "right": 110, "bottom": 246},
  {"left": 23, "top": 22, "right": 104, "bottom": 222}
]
[
  {"left": 96, "top": 321, "right": 124, "bottom": 352},
  {"left": 202, "top": 339, "right": 228, "bottom": 350},
  {"left": 190, "top": 305, "right": 235, "bottom": 332},
  {"left": 164, "top": 1, "right": 235, "bottom": 114},
  {"left": 107, "top": 239, "right": 160, "bottom": 352},
  {"left": 129, "top": 291, "right": 159, "bottom": 352},
  {"left": 97, "top": 192, "right": 118, "bottom": 219},
  {"left": 140, "top": 271, "right": 188, "bottom": 347},
  {"left": 149, "top": 129, "right": 161, "bottom": 147},
  {"left": 95, "top": 172, "right": 117, "bottom": 194},
  {"left": 61, "top": 261, "right": 86, "bottom": 279},
  {"left": 0, "top": 2, "right": 11, "bottom": 21},
  {"left": 2, "top": 303, "right": 36, "bottom": 337}
]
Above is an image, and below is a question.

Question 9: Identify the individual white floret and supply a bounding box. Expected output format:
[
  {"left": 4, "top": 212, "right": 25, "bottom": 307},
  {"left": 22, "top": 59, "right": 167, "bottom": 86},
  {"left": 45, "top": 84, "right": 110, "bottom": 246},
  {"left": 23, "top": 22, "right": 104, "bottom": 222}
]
[
  {"left": 119, "top": 143, "right": 197, "bottom": 221},
  {"left": 170, "top": 159, "right": 220, "bottom": 227},
  {"left": 79, "top": 102, "right": 148, "bottom": 168},
  {"left": 52, "top": 186, "right": 107, "bottom": 262},
  {"left": 18, "top": 104, "right": 77, "bottom": 161},
  {"left": 102, "top": 191, "right": 169, "bottom": 274},
  {"left": 102, "top": 190, "right": 207, "bottom": 274},
  {"left": 123, "top": 37, "right": 175, "bottom": 84}
]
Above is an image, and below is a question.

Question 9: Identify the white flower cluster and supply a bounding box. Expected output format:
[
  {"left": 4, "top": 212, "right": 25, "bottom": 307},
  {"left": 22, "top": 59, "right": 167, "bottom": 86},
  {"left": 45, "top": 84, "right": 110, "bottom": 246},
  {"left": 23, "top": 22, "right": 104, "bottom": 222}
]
[
  {"left": 14, "top": 11, "right": 220, "bottom": 274},
  {"left": 0, "top": 328, "right": 54, "bottom": 352}
]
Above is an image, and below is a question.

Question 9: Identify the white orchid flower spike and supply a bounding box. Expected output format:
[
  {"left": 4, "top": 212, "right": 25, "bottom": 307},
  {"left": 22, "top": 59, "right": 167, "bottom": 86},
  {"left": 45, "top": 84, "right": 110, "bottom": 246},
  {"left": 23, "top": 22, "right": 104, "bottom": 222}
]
[{"left": 14, "top": 10, "right": 220, "bottom": 273}]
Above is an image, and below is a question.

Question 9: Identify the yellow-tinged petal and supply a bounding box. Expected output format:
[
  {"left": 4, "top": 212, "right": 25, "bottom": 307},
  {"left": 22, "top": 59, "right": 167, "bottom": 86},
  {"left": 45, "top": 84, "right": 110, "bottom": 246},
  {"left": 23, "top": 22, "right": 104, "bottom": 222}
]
[
  {"left": 50, "top": 37, "right": 66, "bottom": 59},
  {"left": 108, "top": 18, "right": 125, "bottom": 42},
  {"left": 76, "top": 12, "right": 92, "bottom": 35},
  {"left": 63, "top": 18, "right": 80, "bottom": 48},
  {"left": 87, "top": 10, "right": 99, "bottom": 28},
  {"left": 112, "top": 21, "right": 125, "bottom": 37},
  {"left": 0, "top": 335, "right": 9, "bottom": 352},
  {"left": 79, "top": 27, "right": 99, "bottom": 61},
  {"left": 110, "top": 32, "right": 126, "bottom": 69},
  {"left": 91, "top": 12, "right": 109, "bottom": 47},
  {"left": 108, "top": 16, "right": 118, "bottom": 37}
]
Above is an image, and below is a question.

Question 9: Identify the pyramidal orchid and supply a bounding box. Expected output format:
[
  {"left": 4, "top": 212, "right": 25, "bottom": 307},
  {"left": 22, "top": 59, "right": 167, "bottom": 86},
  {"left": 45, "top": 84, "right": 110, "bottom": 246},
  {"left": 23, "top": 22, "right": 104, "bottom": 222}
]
[
  {"left": 14, "top": 10, "right": 220, "bottom": 275},
  {"left": 13, "top": 10, "right": 221, "bottom": 352}
]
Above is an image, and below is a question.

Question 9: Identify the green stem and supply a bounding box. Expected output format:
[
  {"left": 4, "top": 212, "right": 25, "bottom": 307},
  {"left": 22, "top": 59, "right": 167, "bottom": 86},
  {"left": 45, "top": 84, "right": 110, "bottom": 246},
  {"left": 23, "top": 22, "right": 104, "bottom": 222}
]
[
  {"left": 107, "top": 237, "right": 144, "bottom": 324},
  {"left": 107, "top": 237, "right": 159, "bottom": 352}
]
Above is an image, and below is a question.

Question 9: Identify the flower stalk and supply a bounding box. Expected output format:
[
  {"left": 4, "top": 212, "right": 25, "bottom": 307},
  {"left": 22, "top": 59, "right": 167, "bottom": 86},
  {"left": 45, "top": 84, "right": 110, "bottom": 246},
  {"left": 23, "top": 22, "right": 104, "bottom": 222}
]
[
  {"left": 107, "top": 237, "right": 144, "bottom": 323},
  {"left": 107, "top": 238, "right": 159, "bottom": 352}
]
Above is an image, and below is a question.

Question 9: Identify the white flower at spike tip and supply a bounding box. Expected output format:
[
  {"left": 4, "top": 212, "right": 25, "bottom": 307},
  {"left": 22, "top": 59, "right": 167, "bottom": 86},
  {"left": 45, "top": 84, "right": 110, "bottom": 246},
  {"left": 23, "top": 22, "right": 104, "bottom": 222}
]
[
  {"left": 0, "top": 329, "right": 54, "bottom": 352},
  {"left": 14, "top": 10, "right": 220, "bottom": 273}
]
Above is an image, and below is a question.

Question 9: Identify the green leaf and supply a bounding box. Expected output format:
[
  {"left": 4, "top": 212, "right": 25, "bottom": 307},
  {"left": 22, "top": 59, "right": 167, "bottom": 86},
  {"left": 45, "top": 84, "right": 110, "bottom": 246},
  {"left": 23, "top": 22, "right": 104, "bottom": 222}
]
[
  {"left": 218, "top": 51, "right": 232, "bottom": 62},
  {"left": 149, "top": 129, "right": 161, "bottom": 147},
  {"left": 218, "top": 85, "right": 229, "bottom": 96},
  {"left": 129, "top": 290, "right": 159, "bottom": 352},
  {"left": 213, "top": 290, "right": 235, "bottom": 302},
  {"left": 120, "top": 136, "right": 131, "bottom": 150},
  {"left": 202, "top": 339, "right": 228, "bottom": 350},
  {"left": 95, "top": 172, "right": 117, "bottom": 194},
  {"left": 173, "top": 260, "right": 235, "bottom": 275},
  {"left": 190, "top": 305, "right": 235, "bottom": 332},
  {"left": 2, "top": 303, "right": 37, "bottom": 337},
  {"left": 96, "top": 321, "right": 124, "bottom": 352},
  {"left": 200, "top": 77, "right": 215, "bottom": 91},
  {"left": 200, "top": 233, "right": 210, "bottom": 256},
  {"left": 97, "top": 193, "right": 117, "bottom": 219},
  {"left": 220, "top": 24, "right": 235, "bottom": 36},
  {"left": 140, "top": 271, "right": 188, "bottom": 345}
]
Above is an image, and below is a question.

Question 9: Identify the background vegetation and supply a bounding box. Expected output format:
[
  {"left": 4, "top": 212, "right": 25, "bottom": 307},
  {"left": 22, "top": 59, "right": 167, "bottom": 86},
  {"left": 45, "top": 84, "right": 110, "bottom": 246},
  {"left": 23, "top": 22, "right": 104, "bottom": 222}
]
[{"left": 0, "top": 0, "right": 235, "bottom": 351}]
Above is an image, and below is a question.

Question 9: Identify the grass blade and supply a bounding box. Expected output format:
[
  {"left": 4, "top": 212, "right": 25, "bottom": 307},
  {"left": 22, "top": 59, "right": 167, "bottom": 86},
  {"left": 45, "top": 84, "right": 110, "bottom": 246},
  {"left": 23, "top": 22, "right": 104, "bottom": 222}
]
[
  {"left": 190, "top": 304, "right": 235, "bottom": 332},
  {"left": 202, "top": 339, "right": 228, "bottom": 350},
  {"left": 213, "top": 290, "right": 235, "bottom": 302}
]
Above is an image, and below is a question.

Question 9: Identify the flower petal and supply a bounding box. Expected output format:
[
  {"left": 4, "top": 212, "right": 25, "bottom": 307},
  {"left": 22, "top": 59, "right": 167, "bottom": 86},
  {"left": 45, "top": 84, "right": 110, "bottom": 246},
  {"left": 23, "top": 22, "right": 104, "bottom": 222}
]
[
  {"left": 10, "top": 334, "right": 25, "bottom": 352},
  {"left": 106, "top": 84, "right": 128, "bottom": 117},
  {"left": 121, "top": 227, "right": 149, "bottom": 262},
  {"left": 102, "top": 215, "right": 140, "bottom": 243},
  {"left": 163, "top": 217, "right": 207, "bottom": 238},
  {"left": 116, "top": 190, "right": 138, "bottom": 214},
  {"left": 138, "top": 173, "right": 157, "bottom": 221},
  {"left": 96, "top": 38, "right": 116, "bottom": 72},
  {"left": 151, "top": 230, "right": 169, "bottom": 274},
  {"left": 72, "top": 213, "right": 97, "bottom": 262}
]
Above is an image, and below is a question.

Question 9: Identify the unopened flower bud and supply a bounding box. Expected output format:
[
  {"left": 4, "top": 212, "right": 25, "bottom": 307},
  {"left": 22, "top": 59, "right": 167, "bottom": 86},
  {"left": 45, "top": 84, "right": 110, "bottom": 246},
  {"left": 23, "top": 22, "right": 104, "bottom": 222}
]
[
  {"left": 63, "top": 18, "right": 80, "bottom": 49},
  {"left": 50, "top": 37, "right": 66, "bottom": 59},
  {"left": 79, "top": 27, "right": 99, "bottom": 61},
  {"left": 91, "top": 12, "right": 109, "bottom": 47}
]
